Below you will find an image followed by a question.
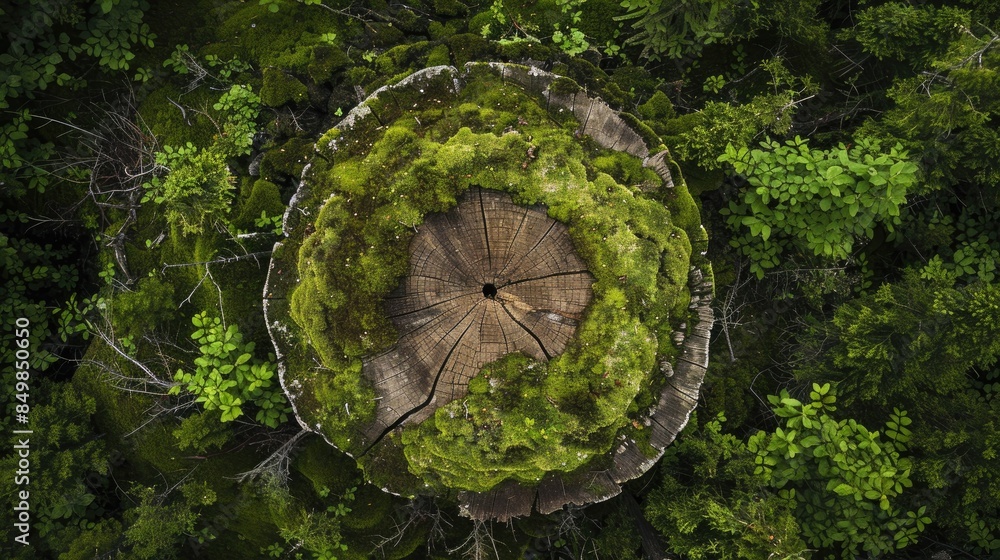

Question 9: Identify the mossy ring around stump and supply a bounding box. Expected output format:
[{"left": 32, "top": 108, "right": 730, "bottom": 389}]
[{"left": 263, "top": 63, "right": 715, "bottom": 520}]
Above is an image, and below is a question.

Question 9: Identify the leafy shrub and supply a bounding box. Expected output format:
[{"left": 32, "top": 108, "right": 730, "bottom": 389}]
[
  {"left": 145, "top": 144, "right": 234, "bottom": 236},
  {"left": 748, "top": 384, "right": 928, "bottom": 557},
  {"left": 171, "top": 312, "right": 290, "bottom": 427},
  {"left": 142, "top": 85, "right": 261, "bottom": 235},
  {"left": 646, "top": 413, "right": 808, "bottom": 560},
  {"left": 719, "top": 136, "right": 919, "bottom": 278}
]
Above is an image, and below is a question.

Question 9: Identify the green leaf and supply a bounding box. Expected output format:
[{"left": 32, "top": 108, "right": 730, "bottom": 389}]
[
  {"left": 800, "top": 435, "right": 821, "bottom": 448},
  {"left": 833, "top": 483, "right": 854, "bottom": 496}
]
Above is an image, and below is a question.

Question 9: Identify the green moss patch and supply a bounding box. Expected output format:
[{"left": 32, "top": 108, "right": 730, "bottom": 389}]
[{"left": 260, "top": 67, "right": 309, "bottom": 107}]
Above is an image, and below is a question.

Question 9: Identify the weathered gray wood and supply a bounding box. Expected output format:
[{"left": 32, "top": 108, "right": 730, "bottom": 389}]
[
  {"left": 457, "top": 480, "right": 536, "bottom": 522},
  {"left": 643, "top": 150, "right": 675, "bottom": 189},
  {"left": 611, "top": 438, "right": 664, "bottom": 483},
  {"left": 536, "top": 471, "right": 621, "bottom": 514}
]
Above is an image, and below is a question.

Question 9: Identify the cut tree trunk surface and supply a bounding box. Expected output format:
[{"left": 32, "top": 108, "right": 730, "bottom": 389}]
[{"left": 361, "top": 188, "right": 594, "bottom": 449}]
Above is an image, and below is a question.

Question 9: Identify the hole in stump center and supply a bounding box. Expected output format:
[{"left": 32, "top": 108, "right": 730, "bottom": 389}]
[{"left": 482, "top": 283, "right": 498, "bottom": 299}]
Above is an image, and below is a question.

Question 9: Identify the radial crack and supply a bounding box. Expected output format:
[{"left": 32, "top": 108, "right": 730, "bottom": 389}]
[
  {"left": 361, "top": 300, "right": 485, "bottom": 456},
  {"left": 498, "top": 299, "right": 551, "bottom": 360},
  {"left": 500, "top": 269, "right": 592, "bottom": 288},
  {"left": 479, "top": 188, "right": 492, "bottom": 270}
]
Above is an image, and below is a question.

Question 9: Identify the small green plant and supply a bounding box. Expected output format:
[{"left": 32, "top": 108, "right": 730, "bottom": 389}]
[
  {"left": 615, "top": 0, "right": 729, "bottom": 61},
  {"left": 551, "top": 0, "right": 589, "bottom": 55},
  {"left": 143, "top": 144, "right": 234, "bottom": 235},
  {"left": 255, "top": 211, "right": 283, "bottom": 235},
  {"left": 97, "top": 259, "right": 116, "bottom": 286},
  {"left": 142, "top": 86, "right": 260, "bottom": 235},
  {"left": 205, "top": 53, "right": 252, "bottom": 82},
  {"left": 171, "top": 312, "right": 291, "bottom": 427},
  {"left": 748, "top": 384, "right": 929, "bottom": 556},
  {"left": 719, "top": 136, "right": 919, "bottom": 278},
  {"left": 703, "top": 74, "right": 726, "bottom": 93},
  {"left": 133, "top": 66, "right": 152, "bottom": 83},
  {"left": 54, "top": 294, "right": 105, "bottom": 343},
  {"left": 163, "top": 44, "right": 191, "bottom": 74},
  {"left": 212, "top": 84, "right": 261, "bottom": 156}
]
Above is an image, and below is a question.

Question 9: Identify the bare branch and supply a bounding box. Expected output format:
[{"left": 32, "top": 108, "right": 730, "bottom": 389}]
[
  {"left": 233, "top": 429, "right": 310, "bottom": 488},
  {"left": 447, "top": 520, "right": 504, "bottom": 560}
]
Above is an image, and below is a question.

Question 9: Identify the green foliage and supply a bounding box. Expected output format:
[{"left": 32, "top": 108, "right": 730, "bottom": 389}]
[
  {"left": 551, "top": 0, "right": 590, "bottom": 56},
  {"left": 0, "top": 232, "right": 76, "bottom": 373},
  {"left": 173, "top": 409, "right": 233, "bottom": 453},
  {"left": 590, "top": 506, "right": 642, "bottom": 560},
  {"left": 666, "top": 58, "right": 817, "bottom": 172},
  {"left": 848, "top": 3, "right": 970, "bottom": 66},
  {"left": 825, "top": 270, "right": 1000, "bottom": 404},
  {"left": 615, "top": 0, "right": 736, "bottom": 61},
  {"left": 908, "top": 204, "right": 1000, "bottom": 284},
  {"left": 142, "top": 84, "right": 260, "bottom": 235},
  {"left": 0, "top": 382, "right": 108, "bottom": 556},
  {"left": 171, "top": 312, "right": 290, "bottom": 427},
  {"left": 163, "top": 44, "right": 253, "bottom": 84},
  {"left": 748, "top": 384, "right": 927, "bottom": 557},
  {"left": 909, "top": 375, "right": 1000, "bottom": 556},
  {"left": 646, "top": 413, "right": 808, "bottom": 560},
  {"left": 0, "top": 0, "right": 155, "bottom": 109},
  {"left": 614, "top": 0, "right": 824, "bottom": 62},
  {"left": 0, "top": 110, "right": 56, "bottom": 195},
  {"left": 797, "top": 270, "right": 1000, "bottom": 554},
  {"left": 719, "top": 136, "right": 919, "bottom": 278},
  {"left": 0, "top": 1, "right": 155, "bottom": 197},
  {"left": 58, "top": 518, "right": 123, "bottom": 560},
  {"left": 145, "top": 144, "right": 234, "bottom": 235},
  {"left": 267, "top": 484, "right": 356, "bottom": 559},
  {"left": 857, "top": 24, "right": 1000, "bottom": 190},
  {"left": 53, "top": 292, "right": 104, "bottom": 343},
  {"left": 110, "top": 275, "right": 176, "bottom": 339},
  {"left": 212, "top": 84, "right": 262, "bottom": 157},
  {"left": 123, "top": 482, "right": 217, "bottom": 559}
]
